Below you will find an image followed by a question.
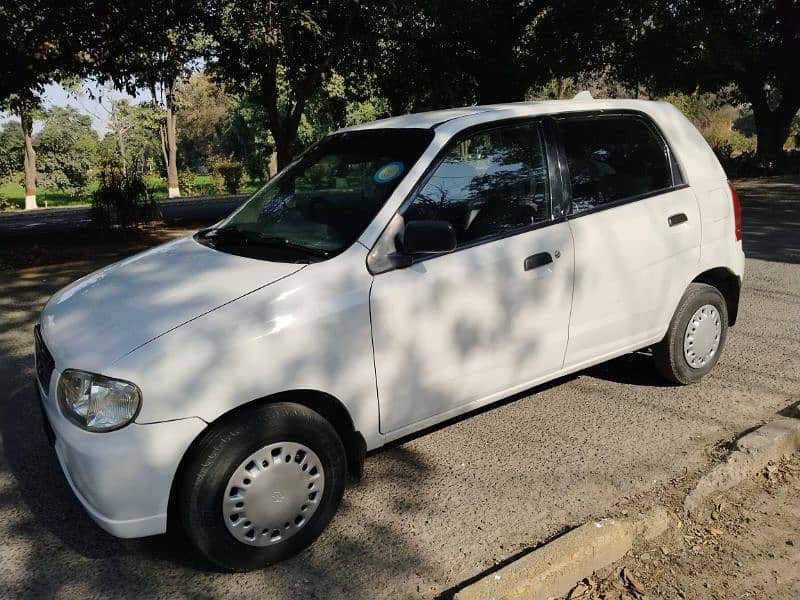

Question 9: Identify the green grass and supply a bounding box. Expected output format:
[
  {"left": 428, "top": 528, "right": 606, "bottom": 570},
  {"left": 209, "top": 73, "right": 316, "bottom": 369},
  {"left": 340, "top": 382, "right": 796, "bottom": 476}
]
[
  {"left": 0, "top": 174, "right": 262, "bottom": 211},
  {"left": 0, "top": 181, "right": 92, "bottom": 209}
]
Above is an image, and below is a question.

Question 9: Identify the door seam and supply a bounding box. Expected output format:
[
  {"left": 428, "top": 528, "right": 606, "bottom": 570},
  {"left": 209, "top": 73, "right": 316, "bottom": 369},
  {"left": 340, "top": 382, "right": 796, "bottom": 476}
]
[
  {"left": 561, "top": 221, "right": 577, "bottom": 370},
  {"left": 367, "top": 278, "right": 383, "bottom": 434}
]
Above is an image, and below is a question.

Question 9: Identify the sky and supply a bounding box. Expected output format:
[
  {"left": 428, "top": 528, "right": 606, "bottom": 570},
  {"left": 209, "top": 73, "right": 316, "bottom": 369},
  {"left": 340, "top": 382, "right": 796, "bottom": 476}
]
[{"left": 1, "top": 80, "right": 147, "bottom": 135}]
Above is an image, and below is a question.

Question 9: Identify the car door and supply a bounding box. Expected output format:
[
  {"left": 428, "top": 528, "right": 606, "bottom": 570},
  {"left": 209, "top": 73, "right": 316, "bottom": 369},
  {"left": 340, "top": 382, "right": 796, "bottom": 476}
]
[
  {"left": 369, "top": 121, "right": 574, "bottom": 434},
  {"left": 556, "top": 113, "right": 701, "bottom": 367}
]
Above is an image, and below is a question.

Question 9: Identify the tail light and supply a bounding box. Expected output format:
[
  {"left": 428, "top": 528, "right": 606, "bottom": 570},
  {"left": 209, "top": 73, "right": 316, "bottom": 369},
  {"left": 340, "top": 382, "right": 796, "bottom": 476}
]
[{"left": 728, "top": 181, "right": 742, "bottom": 241}]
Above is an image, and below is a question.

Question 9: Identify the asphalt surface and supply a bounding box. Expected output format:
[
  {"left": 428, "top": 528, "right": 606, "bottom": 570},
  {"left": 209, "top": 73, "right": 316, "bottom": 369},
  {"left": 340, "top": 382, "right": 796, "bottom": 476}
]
[
  {"left": 0, "top": 194, "right": 248, "bottom": 239},
  {"left": 0, "top": 178, "right": 798, "bottom": 599}
]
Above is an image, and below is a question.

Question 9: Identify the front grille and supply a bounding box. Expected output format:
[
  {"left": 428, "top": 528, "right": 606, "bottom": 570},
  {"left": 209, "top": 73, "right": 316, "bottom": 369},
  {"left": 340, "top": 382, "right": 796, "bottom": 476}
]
[{"left": 34, "top": 325, "right": 55, "bottom": 394}]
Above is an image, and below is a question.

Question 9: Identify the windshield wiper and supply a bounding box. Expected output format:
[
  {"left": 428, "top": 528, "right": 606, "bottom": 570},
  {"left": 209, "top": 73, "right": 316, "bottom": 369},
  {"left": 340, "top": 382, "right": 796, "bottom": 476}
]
[
  {"left": 254, "top": 236, "right": 331, "bottom": 258},
  {"left": 198, "top": 224, "right": 245, "bottom": 239},
  {"left": 198, "top": 226, "right": 330, "bottom": 259}
]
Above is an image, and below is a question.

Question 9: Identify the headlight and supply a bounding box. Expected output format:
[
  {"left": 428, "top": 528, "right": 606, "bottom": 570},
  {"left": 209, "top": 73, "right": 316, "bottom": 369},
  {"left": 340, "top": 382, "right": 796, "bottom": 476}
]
[{"left": 57, "top": 369, "right": 141, "bottom": 432}]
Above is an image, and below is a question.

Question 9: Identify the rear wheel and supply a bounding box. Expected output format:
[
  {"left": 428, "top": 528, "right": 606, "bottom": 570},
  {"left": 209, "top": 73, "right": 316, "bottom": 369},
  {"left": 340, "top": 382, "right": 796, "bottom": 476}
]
[
  {"left": 178, "top": 402, "right": 346, "bottom": 571},
  {"left": 654, "top": 283, "right": 728, "bottom": 385}
]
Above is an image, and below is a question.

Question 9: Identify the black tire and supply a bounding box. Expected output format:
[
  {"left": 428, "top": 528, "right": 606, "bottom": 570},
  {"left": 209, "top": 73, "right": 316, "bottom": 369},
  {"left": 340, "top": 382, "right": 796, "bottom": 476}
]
[
  {"left": 178, "top": 402, "right": 346, "bottom": 571},
  {"left": 654, "top": 283, "right": 729, "bottom": 385}
]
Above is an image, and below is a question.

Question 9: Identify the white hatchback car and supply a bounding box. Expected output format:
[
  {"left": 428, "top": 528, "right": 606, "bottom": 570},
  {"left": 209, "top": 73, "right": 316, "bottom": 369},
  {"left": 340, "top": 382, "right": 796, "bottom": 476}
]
[{"left": 35, "top": 98, "right": 744, "bottom": 570}]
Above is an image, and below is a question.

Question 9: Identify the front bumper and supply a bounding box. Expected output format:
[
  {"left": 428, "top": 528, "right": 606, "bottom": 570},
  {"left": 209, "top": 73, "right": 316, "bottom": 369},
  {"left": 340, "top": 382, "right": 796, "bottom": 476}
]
[{"left": 37, "top": 373, "right": 206, "bottom": 538}]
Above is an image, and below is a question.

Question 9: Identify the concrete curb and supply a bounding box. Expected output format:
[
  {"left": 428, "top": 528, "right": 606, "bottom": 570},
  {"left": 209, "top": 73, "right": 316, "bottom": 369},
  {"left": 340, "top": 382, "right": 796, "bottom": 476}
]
[
  {"left": 453, "top": 413, "right": 800, "bottom": 600},
  {"left": 453, "top": 507, "right": 671, "bottom": 600},
  {"left": 684, "top": 416, "right": 800, "bottom": 519}
]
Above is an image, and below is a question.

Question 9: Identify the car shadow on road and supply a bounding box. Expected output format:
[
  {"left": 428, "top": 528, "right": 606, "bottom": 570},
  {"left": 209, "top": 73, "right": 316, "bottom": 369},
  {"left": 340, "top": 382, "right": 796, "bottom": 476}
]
[{"left": 583, "top": 349, "right": 672, "bottom": 388}]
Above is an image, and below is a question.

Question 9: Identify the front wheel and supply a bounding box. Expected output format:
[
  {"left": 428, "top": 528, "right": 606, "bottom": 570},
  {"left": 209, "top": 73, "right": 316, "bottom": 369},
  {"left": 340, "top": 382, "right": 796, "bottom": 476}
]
[
  {"left": 653, "top": 283, "right": 729, "bottom": 385},
  {"left": 178, "top": 402, "right": 346, "bottom": 571}
]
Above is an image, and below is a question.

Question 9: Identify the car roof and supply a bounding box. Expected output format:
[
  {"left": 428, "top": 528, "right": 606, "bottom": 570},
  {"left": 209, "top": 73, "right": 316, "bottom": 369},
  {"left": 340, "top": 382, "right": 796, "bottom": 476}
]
[{"left": 335, "top": 98, "right": 671, "bottom": 134}]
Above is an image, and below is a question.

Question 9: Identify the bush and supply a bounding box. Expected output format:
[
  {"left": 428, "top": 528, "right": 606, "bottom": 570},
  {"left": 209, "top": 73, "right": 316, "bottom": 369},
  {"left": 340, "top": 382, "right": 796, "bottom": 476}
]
[
  {"left": 725, "top": 149, "right": 800, "bottom": 178},
  {"left": 706, "top": 129, "right": 756, "bottom": 162},
  {"left": 195, "top": 181, "right": 217, "bottom": 196},
  {"left": 210, "top": 157, "right": 244, "bottom": 194},
  {"left": 211, "top": 170, "right": 225, "bottom": 194},
  {"left": 244, "top": 152, "right": 266, "bottom": 183},
  {"left": 91, "top": 169, "right": 159, "bottom": 229},
  {"left": 178, "top": 170, "right": 196, "bottom": 196},
  {"left": 0, "top": 192, "right": 13, "bottom": 211}
]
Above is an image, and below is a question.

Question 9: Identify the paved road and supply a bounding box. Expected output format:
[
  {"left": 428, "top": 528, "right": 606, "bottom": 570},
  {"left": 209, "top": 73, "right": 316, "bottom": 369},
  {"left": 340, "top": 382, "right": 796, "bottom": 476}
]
[
  {"left": 0, "top": 194, "right": 248, "bottom": 239},
  {"left": 0, "top": 179, "right": 798, "bottom": 599}
]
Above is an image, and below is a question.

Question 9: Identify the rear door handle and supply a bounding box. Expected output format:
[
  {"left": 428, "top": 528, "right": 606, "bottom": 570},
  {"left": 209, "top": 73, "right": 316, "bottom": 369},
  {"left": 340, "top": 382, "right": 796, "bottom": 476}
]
[
  {"left": 524, "top": 252, "right": 553, "bottom": 271},
  {"left": 668, "top": 213, "right": 688, "bottom": 227}
]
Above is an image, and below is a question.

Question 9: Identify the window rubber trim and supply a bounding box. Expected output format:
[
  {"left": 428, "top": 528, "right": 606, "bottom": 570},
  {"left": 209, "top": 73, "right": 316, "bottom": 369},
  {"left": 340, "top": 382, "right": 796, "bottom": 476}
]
[{"left": 562, "top": 183, "right": 690, "bottom": 221}]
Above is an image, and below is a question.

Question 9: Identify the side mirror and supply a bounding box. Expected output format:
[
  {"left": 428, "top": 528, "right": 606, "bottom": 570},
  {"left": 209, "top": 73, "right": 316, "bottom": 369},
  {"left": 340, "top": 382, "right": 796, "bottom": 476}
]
[{"left": 400, "top": 220, "right": 457, "bottom": 255}]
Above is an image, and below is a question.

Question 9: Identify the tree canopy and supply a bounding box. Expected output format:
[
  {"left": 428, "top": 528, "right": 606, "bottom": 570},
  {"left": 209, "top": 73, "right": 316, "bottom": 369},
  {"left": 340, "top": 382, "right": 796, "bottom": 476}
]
[
  {"left": 35, "top": 106, "right": 98, "bottom": 195},
  {"left": 1, "top": 0, "right": 799, "bottom": 210},
  {"left": 206, "top": 0, "right": 390, "bottom": 168}
]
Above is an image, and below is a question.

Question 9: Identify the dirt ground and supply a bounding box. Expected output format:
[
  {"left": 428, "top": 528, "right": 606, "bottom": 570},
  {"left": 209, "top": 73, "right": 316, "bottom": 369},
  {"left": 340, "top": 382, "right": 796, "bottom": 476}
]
[
  {"left": 0, "top": 222, "right": 195, "bottom": 271},
  {"left": 564, "top": 453, "right": 800, "bottom": 600}
]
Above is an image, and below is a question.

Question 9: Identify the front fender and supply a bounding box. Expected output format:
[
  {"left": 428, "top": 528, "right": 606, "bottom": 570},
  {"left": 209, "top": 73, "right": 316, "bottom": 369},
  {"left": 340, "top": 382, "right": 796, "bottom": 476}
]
[{"left": 108, "top": 244, "right": 382, "bottom": 450}]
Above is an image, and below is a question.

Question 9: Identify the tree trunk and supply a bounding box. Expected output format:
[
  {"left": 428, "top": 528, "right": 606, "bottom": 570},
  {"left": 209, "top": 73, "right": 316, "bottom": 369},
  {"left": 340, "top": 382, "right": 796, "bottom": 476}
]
[
  {"left": 20, "top": 108, "right": 37, "bottom": 210},
  {"left": 274, "top": 129, "right": 296, "bottom": 172},
  {"left": 156, "top": 80, "right": 180, "bottom": 197},
  {"left": 745, "top": 82, "right": 800, "bottom": 168},
  {"left": 268, "top": 105, "right": 302, "bottom": 172},
  {"left": 114, "top": 126, "right": 128, "bottom": 175},
  {"left": 752, "top": 104, "right": 796, "bottom": 167},
  {"left": 117, "top": 134, "right": 128, "bottom": 175},
  {"left": 165, "top": 95, "right": 180, "bottom": 198},
  {"left": 268, "top": 152, "right": 278, "bottom": 179}
]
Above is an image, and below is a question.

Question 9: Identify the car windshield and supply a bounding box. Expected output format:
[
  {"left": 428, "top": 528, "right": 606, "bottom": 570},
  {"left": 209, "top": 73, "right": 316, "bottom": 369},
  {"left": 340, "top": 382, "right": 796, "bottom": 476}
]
[{"left": 197, "top": 128, "right": 434, "bottom": 262}]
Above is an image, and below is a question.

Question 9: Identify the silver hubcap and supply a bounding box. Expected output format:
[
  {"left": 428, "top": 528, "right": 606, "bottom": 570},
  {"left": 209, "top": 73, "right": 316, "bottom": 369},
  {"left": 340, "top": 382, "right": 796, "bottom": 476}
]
[
  {"left": 683, "top": 304, "right": 722, "bottom": 369},
  {"left": 222, "top": 442, "right": 324, "bottom": 546}
]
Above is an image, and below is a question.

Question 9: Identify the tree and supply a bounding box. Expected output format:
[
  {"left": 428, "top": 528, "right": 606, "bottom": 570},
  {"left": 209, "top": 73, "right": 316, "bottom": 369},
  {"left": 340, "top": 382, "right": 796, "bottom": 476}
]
[
  {"left": 429, "top": 1, "right": 548, "bottom": 104},
  {"left": 0, "top": 2, "right": 114, "bottom": 208},
  {"left": 93, "top": 2, "right": 206, "bottom": 197},
  {"left": 104, "top": 99, "right": 166, "bottom": 175},
  {"left": 19, "top": 99, "right": 40, "bottom": 208},
  {"left": 537, "top": 0, "right": 800, "bottom": 166},
  {"left": 105, "top": 100, "right": 136, "bottom": 173},
  {"left": 0, "top": 2, "right": 112, "bottom": 101},
  {"left": 220, "top": 97, "right": 272, "bottom": 181},
  {"left": 175, "top": 71, "right": 232, "bottom": 170},
  {"left": 206, "top": 0, "right": 384, "bottom": 170},
  {"left": 36, "top": 106, "right": 98, "bottom": 197},
  {"left": 0, "top": 121, "right": 24, "bottom": 182},
  {"left": 647, "top": 0, "right": 800, "bottom": 165},
  {"left": 374, "top": 1, "right": 555, "bottom": 113},
  {"left": 0, "top": 95, "right": 47, "bottom": 209}
]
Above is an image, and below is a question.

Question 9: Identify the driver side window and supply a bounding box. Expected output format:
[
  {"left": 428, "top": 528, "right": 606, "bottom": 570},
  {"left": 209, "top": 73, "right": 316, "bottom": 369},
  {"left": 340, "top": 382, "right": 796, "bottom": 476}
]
[{"left": 403, "top": 122, "right": 550, "bottom": 247}]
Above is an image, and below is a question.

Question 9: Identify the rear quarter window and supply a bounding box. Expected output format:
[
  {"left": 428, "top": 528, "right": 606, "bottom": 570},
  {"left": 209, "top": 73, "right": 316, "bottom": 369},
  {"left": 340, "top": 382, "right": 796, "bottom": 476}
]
[{"left": 558, "top": 116, "right": 673, "bottom": 215}]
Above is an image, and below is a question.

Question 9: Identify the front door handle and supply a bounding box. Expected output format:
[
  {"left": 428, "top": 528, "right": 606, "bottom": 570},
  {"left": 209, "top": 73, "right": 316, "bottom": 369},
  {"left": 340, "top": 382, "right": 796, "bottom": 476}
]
[
  {"left": 524, "top": 252, "right": 553, "bottom": 271},
  {"left": 668, "top": 213, "right": 688, "bottom": 227}
]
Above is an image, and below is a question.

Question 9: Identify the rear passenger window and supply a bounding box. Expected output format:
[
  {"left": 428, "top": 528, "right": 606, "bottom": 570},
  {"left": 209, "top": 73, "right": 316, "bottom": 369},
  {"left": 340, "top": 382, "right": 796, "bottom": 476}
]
[
  {"left": 558, "top": 116, "right": 673, "bottom": 215},
  {"left": 403, "top": 123, "right": 550, "bottom": 247}
]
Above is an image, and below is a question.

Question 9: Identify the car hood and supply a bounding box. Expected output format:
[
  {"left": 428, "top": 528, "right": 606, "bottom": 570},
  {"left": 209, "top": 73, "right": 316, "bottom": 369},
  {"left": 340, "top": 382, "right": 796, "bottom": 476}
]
[{"left": 40, "top": 235, "right": 305, "bottom": 371}]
